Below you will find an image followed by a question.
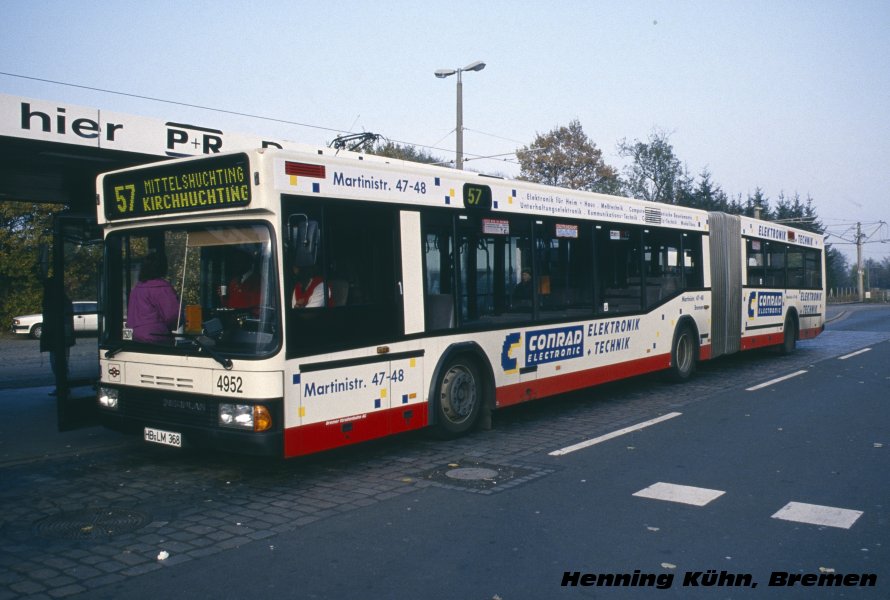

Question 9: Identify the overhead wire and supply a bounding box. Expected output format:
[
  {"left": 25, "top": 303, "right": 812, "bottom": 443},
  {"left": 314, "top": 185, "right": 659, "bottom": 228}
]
[{"left": 0, "top": 71, "right": 521, "bottom": 168}]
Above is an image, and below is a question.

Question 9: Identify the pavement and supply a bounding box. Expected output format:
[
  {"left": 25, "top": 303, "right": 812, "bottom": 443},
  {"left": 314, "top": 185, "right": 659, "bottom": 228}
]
[
  {"left": 0, "top": 384, "right": 131, "bottom": 467},
  {"left": 2, "top": 302, "right": 887, "bottom": 600},
  {"left": 0, "top": 303, "right": 853, "bottom": 468}
]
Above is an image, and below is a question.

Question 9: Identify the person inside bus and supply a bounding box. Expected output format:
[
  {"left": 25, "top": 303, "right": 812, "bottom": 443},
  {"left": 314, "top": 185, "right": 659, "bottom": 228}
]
[
  {"left": 223, "top": 249, "right": 261, "bottom": 311},
  {"left": 511, "top": 268, "right": 534, "bottom": 308},
  {"left": 291, "top": 264, "right": 332, "bottom": 308},
  {"left": 127, "top": 252, "right": 180, "bottom": 344}
]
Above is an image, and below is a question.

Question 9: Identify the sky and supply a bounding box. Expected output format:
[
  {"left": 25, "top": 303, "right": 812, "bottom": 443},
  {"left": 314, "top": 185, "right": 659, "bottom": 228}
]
[{"left": 1, "top": 0, "right": 888, "bottom": 262}]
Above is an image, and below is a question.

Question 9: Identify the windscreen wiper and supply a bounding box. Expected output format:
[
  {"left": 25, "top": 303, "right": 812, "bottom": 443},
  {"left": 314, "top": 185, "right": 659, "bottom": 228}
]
[{"left": 192, "top": 335, "right": 233, "bottom": 370}]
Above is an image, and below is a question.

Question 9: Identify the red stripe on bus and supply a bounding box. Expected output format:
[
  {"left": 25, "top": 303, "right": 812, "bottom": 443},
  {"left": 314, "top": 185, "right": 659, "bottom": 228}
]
[
  {"left": 740, "top": 332, "right": 784, "bottom": 350},
  {"left": 495, "top": 353, "right": 671, "bottom": 407},
  {"left": 284, "top": 405, "right": 427, "bottom": 457},
  {"left": 799, "top": 325, "right": 823, "bottom": 340}
]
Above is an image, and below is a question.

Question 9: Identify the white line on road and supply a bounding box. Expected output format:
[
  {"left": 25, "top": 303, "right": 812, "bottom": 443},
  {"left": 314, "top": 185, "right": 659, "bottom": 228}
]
[
  {"left": 632, "top": 482, "right": 726, "bottom": 506},
  {"left": 839, "top": 348, "right": 872, "bottom": 360},
  {"left": 771, "top": 501, "right": 863, "bottom": 529},
  {"left": 548, "top": 412, "right": 682, "bottom": 456},
  {"left": 746, "top": 370, "right": 808, "bottom": 392}
]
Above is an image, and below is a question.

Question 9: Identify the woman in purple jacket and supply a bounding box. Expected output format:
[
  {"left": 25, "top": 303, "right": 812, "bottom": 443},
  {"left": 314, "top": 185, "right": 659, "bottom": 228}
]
[{"left": 127, "top": 252, "right": 180, "bottom": 344}]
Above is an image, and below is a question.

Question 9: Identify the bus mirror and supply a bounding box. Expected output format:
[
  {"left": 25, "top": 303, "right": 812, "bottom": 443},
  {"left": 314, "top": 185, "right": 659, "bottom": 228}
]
[{"left": 288, "top": 215, "right": 320, "bottom": 267}]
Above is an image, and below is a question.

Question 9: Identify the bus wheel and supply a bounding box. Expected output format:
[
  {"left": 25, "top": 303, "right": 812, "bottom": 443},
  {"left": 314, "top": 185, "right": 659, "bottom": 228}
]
[
  {"left": 668, "top": 324, "right": 697, "bottom": 382},
  {"left": 780, "top": 314, "right": 798, "bottom": 355},
  {"left": 434, "top": 358, "right": 482, "bottom": 438}
]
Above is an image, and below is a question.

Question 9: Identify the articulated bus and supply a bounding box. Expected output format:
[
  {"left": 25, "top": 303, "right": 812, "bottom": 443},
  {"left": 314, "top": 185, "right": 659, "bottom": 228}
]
[{"left": 95, "top": 147, "right": 825, "bottom": 457}]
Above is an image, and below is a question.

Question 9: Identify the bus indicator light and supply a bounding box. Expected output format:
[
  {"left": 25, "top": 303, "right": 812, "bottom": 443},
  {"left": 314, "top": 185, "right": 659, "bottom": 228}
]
[{"left": 285, "top": 161, "right": 326, "bottom": 178}]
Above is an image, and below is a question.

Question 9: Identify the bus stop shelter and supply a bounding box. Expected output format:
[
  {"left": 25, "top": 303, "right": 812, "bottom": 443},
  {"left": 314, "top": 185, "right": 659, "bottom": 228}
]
[{"left": 0, "top": 93, "right": 301, "bottom": 428}]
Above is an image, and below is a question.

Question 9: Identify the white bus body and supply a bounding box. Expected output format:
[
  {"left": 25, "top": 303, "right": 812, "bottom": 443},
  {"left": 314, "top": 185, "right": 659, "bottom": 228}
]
[{"left": 95, "top": 148, "right": 825, "bottom": 457}]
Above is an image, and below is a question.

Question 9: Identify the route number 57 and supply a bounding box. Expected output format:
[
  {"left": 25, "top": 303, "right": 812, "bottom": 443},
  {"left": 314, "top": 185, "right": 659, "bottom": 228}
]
[
  {"left": 114, "top": 184, "right": 136, "bottom": 214},
  {"left": 462, "top": 183, "right": 492, "bottom": 210}
]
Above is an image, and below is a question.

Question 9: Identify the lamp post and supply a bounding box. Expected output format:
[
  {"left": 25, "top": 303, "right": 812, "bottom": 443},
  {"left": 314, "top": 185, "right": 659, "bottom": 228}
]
[{"left": 435, "top": 60, "right": 485, "bottom": 170}]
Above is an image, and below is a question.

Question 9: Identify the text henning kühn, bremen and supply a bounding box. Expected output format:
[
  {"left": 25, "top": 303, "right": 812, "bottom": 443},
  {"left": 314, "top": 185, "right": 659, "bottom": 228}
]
[{"left": 561, "top": 570, "right": 877, "bottom": 589}]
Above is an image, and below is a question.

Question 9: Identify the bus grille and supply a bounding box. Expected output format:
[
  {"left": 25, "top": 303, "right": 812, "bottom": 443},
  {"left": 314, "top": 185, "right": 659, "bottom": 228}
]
[
  {"left": 120, "top": 388, "right": 217, "bottom": 428},
  {"left": 138, "top": 373, "right": 195, "bottom": 389}
]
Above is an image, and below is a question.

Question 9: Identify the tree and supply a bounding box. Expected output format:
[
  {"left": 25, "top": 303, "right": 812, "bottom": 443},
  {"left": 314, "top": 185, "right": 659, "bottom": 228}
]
[
  {"left": 744, "top": 188, "right": 772, "bottom": 220},
  {"left": 825, "top": 246, "right": 850, "bottom": 291},
  {"left": 0, "top": 202, "right": 56, "bottom": 329},
  {"left": 367, "top": 140, "right": 446, "bottom": 166},
  {"left": 723, "top": 192, "right": 746, "bottom": 215},
  {"left": 686, "top": 168, "right": 729, "bottom": 211},
  {"left": 861, "top": 256, "right": 890, "bottom": 290},
  {"left": 617, "top": 129, "right": 684, "bottom": 203},
  {"left": 516, "top": 120, "right": 621, "bottom": 194},
  {"left": 771, "top": 192, "right": 825, "bottom": 237}
]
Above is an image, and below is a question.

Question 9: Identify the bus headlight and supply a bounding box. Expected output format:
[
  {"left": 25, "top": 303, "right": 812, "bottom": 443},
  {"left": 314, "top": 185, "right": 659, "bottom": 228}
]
[
  {"left": 219, "top": 404, "right": 272, "bottom": 432},
  {"left": 98, "top": 386, "right": 119, "bottom": 409}
]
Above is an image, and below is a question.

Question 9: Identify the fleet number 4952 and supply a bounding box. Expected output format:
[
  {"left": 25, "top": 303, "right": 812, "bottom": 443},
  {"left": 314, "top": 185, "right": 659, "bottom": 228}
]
[{"left": 217, "top": 375, "right": 243, "bottom": 394}]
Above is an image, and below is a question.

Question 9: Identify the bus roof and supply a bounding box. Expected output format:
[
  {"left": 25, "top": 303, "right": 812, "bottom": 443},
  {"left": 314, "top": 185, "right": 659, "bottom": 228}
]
[{"left": 96, "top": 146, "right": 824, "bottom": 248}]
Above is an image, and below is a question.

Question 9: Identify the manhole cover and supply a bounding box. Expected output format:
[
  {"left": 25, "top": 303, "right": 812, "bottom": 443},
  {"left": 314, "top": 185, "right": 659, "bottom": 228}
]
[
  {"left": 33, "top": 508, "right": 151, "bottom": 539},
  {"left": 415, "top": 459, "right": 551, "bottom": 494},
  {"left": 445, "top": 467, "right": 499, "bottom": 481}
]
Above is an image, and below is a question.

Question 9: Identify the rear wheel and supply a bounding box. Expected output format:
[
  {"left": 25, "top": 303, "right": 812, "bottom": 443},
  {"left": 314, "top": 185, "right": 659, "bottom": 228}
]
[
  {"left": 668, "top": 324, "right": 697, "bottom": 382},
  {"left": 780, "top": 314, "right": 798, "bottom": 355},
  {"left": 433, "top": 358, "right": 482, "bottom": 438}
]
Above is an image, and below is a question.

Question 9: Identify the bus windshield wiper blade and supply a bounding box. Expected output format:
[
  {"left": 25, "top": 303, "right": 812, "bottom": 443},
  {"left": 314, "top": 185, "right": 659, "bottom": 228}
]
[
  {"left": 193, "top": 335, "right": 233, "bottom": 370},
  {"left": 104, "top": 345, "right": 124, "bottom": 358}
]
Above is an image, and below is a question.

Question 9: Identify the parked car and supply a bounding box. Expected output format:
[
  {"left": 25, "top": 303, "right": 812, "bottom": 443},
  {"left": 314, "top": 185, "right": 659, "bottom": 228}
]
[{"left": 10, "top": 301, "right": 99, "bottom": 339}]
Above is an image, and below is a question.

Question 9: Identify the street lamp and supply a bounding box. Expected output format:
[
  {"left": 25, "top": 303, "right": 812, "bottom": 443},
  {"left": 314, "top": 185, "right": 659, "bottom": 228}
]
[{"left": 435, "top": 60, "right": 486, "bottom": 170}]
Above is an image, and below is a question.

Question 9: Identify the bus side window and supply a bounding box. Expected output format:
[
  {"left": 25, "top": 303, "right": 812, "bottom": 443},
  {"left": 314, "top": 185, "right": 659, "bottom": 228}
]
[
  {"left": 746, "top": 239, "right": 765, "bottom": 286},
  {"left": 787, "top": 246, "right": 805, "bottom": 289},
  {"left": 643, "top": 228, "right": 683, "bottom": 308},
  {"left": 595, "top": 225, "right": 643, "bottom": 314},
  {"left": 422, "top": 212, "right": 533, "bottom": 329},
  {"left": 283, "top": 198, "right": 397, "bottom": 357},
  {"left": 535, "top": 220, "right": 593, "bottom": 318},
  {"left": 804, "top": 249, "right": 822, "bottom": 289},
  {"left": 422, "top": 214, "right": 455, "bottom": 331},
  {"left": 682, "top": 232, "right": 703, "bottom": 289},
  {"left": 765, "top": 243, "right": 786, "bottom": 288},
  {"left": 424, "top": 230, "right": 455, "bottom": 329}
]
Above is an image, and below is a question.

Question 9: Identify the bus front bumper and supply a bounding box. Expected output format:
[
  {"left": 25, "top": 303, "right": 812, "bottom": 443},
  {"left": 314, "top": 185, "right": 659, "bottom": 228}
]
[{"left": 97, "top": 386, "right": 284, "bottom": 457}]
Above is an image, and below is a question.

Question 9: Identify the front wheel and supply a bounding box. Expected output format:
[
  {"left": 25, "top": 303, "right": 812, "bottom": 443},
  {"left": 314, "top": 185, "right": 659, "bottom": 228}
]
[
  {"left": 668, "top": 324, "right": 697, "bottom": 382},
  {"left": 433, "top": 358, "right": 482, "bottom": 438},
  {"left": 30, "top": 324, "right": 43, "bottom": 340}
]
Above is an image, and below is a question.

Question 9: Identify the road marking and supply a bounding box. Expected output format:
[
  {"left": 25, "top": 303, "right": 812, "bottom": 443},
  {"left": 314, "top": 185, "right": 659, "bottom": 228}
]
[
  {"left": 839, "top": 348, "right": 872, "bottom": 360},
  {"left": 746, "top": 370, "right": 808, "bottom": 391},
  {"left": 632, "top": 482, "right": 726, "bottom": 507},
  {"left": 771, "top": 501, "right": 863, "bottom": 529},
  {"left": 548, "top": 412, "right": 682, "bottom": 456}
]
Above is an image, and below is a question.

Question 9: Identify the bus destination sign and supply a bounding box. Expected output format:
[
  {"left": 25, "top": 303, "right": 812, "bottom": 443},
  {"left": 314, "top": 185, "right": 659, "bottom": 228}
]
[{"left": 103, "top": 153, "right": 251, "bottom": 220}]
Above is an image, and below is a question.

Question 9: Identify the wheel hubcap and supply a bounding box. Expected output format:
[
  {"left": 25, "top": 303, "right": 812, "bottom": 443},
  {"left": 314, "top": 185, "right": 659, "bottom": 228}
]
[
  {"left": 676, "top": 334, "right": 691, "bottom": 372},
  {"left": 441, "top": 366, "right": 476, "bottom": 422}
]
